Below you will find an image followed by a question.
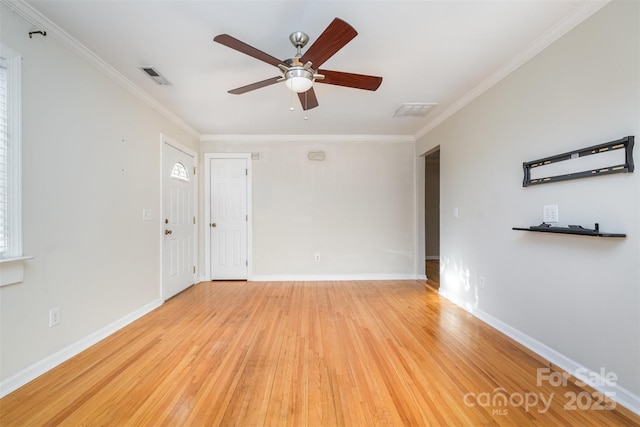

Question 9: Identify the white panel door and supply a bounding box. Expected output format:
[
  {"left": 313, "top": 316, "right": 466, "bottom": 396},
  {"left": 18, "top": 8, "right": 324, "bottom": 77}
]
[
  {"left": 162, "top": 143, "right": 196, "bottom": 299},
  {"left": 210, "top": 158, "right": 248, "bottom": 279}
]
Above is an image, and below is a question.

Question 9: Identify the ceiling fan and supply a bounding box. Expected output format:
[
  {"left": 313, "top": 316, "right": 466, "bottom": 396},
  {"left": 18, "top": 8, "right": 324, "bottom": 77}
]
[{"left": 213, "top": 18, "right": 383, "bottom": 110}]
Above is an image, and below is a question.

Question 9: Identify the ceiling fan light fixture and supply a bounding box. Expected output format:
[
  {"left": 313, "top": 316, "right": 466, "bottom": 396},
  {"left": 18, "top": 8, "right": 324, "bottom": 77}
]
[
  {"left": 284, "top": 68, "right": 314, "bottom": 93},
  {"left": 214, "top": 18, "right": 381, "bottom": 110}
]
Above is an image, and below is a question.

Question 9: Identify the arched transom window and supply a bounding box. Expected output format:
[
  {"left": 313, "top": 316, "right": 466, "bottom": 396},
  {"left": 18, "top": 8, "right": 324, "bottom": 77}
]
[{"left": 170, "top": 162, "right": 189, "bottom": 182}]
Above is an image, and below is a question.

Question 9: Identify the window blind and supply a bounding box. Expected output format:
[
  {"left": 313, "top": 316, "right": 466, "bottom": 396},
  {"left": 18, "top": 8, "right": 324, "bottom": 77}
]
[{"left": 0, "top": 58, "right": 9, "bottom": 256}]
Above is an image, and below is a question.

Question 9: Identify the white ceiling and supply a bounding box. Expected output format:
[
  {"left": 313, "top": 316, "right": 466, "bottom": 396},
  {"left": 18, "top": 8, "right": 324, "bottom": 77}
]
[{"left": 23, "top": 0, "right": 605, "bottom": 137}]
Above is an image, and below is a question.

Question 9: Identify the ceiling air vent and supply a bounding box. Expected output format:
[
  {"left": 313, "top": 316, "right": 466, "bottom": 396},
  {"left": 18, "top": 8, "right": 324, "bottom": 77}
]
[
  {"left": 139, "top": 66, "right": 171, "bottom": 85},
  {"left": 393, "top": 103, "right": 437, "bottom": 118}
]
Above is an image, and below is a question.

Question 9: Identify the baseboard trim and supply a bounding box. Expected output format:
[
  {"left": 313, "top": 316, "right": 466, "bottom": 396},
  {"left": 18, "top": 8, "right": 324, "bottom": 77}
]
[
  {"left": 438, "top": 288, "right": 640, "bottom": 418},
  {"left": 198, "top": 275, "right": 432, "bottom": 283},
  {"left": 250, "top": 274, "right": 423, "bottom": 282},
  {"left": 0, "top": 299, "right": 163, "bottom": 398}
]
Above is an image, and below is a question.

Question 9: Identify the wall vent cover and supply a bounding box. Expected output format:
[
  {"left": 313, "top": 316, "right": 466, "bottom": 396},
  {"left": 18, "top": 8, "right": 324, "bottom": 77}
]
[
  {"left": 393, "top": 103, "right": 437, "bottom": 118},
  {"left": 139, "top": 66, "right": 171, "bottom": 85}
]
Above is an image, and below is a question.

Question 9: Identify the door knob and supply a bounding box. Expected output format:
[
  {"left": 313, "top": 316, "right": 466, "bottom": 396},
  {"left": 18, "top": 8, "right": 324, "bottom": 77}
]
[
  {"left": 210, "top": 223, "right": 217, "bottom": 228},
  {"left": 165, "top": 229, "right": 173, "bottom": 235}
]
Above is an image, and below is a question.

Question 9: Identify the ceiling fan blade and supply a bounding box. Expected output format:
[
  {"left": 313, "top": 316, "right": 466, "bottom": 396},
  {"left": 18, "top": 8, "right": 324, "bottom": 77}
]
[
  {"left": 214, "top": 34, "right": 286, "bottom": 67},
  {"left": 316, "top": 69, "right": 382, "bottom": 91},
  {"left": 298, "top": 88, "right": 319, "bottom": 110},
  {"left": 300, "top": 18, "right": 357, "bottom": 68},
  {"left": 228, "top": 76, "right": 282, "bottom": 94}
]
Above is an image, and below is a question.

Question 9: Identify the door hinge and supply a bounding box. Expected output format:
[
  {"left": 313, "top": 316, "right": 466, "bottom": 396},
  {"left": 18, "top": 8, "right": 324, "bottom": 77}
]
[
  {"left": 193, "top": 166, "right": 196, "bottom": 175},
  {"left": 246, "top": 260, "right": 248, "bottom": 267},
  {"left": 193, "top": 266, "right": 196, "bottom": 274},
  {"left": 245, "top": 169, "right": 248, "bottom": 176},
  {"left": 246, "top": 214, "right": 248, "bottom": 221},
  {"left": 193, "top": 216, "right": 196, "bottom": 224}
]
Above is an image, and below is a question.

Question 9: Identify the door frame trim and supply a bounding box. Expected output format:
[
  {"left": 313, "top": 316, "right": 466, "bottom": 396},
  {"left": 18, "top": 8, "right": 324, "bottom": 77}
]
[
  {"left": 204, "top": 153, "right": 253, "bottom": 281},
  {"left": 160, "top": 134, "right": 199, "bottom": 299}
]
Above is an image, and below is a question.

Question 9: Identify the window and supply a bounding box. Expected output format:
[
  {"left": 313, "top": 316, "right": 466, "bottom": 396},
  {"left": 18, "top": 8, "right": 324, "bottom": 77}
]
[
  {"left": 171, "top": 162, "right": 189, "bottom": 182},
  {"left": 0, "top": 43, "right": 24, "bottom": 266}
]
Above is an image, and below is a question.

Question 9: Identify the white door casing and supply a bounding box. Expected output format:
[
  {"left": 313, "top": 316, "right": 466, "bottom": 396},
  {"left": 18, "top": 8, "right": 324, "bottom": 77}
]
[
  {"left": 162, "top": 138, "right": 197, "bottom": 299},
  {"left": 205, "top": 154, "right": 251, "bottom": 280}
]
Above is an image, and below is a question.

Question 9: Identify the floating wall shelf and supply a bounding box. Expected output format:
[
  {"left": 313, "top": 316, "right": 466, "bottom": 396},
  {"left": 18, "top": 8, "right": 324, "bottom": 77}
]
[{"left": 512, "top": 223, "right": 626, "bottom": 238}]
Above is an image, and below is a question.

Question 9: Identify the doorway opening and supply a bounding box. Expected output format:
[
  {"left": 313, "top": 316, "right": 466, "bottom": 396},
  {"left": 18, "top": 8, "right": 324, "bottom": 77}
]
[{"left": 424, "top": 148, "right": 440, "bottom": 289}]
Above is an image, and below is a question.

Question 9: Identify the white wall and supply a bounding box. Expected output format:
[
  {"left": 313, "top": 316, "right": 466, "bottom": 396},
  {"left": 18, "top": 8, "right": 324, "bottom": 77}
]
[
  {"left": 0, "top": 4, "right": 199, "bottom": 388},
  {"left": 417, "top": 0, "right": 639, "bottom": 401},
  {"left": 200, "top": 137, "right": 419, "bottom": 280}
]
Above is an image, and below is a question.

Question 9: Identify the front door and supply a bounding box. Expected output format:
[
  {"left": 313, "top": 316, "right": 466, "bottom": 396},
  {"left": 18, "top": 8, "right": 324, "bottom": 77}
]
[
  {"left": 210, "top": 157, "right": 248, "bottom": 280},
  {"left": 162, "top": 141, "right": 196, "bottom": 299}
]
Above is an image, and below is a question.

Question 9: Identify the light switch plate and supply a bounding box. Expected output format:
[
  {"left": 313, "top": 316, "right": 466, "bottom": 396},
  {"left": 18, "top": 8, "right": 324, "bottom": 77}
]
[
  {"left": 143, "top": 209, "right": 153, "bottom": 221},
  {"left": 543, "top": 205, "right": 559, "bottom": 223}
]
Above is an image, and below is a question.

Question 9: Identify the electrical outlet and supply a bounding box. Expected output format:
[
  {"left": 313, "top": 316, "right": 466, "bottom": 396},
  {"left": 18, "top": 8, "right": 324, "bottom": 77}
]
[
  {"left": 314, "top": 253, "right": 321, "bottom": 263},
  {"left": 49, "top": 307, "right": 60, "bottom": 327}
]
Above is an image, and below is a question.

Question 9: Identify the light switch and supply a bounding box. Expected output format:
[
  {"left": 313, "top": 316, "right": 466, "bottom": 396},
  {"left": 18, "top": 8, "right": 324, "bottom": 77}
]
[
  {"left": 543, "top": 205, "right": 558, "bottom": 223},
  {"left": 143, "top": 209, "right": 153, "bottom": 221}
]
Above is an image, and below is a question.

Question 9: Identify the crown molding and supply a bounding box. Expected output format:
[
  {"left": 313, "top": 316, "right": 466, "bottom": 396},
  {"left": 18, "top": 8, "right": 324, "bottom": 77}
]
[
  {"left": 414, "top": 0, "right": 610, "bottom": 140},
  {"left": 200, "top": 134, "right": 415, "bottom": 144},
  {"left": 1, "top": 0, "right": 200, "bottom": 139}
]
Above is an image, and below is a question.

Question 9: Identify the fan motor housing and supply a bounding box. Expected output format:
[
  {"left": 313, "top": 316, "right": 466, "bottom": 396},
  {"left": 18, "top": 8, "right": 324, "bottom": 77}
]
[{"left": 289, "top": 31, "right": 309, "bottom": 51}]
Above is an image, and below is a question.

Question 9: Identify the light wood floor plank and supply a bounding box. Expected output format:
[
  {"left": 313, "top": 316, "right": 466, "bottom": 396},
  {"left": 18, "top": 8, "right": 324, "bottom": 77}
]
[{"left": 1, "top": 280, "right": 638, "bottom": 426}]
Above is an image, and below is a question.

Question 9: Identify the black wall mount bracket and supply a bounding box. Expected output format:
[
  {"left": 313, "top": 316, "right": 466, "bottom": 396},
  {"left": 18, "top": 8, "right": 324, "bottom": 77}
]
[{"left": 522, "top": 136, "right": 634, "bottom": 187}]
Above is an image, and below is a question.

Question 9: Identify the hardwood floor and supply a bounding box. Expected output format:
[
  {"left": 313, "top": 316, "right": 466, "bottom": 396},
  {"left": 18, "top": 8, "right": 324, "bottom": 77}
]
[
  {"left": 1, "top": 280, "right": 637, "bottom": 426},
  {"left": 426, "top": 259, "right": 440, "bottom": 290}
]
